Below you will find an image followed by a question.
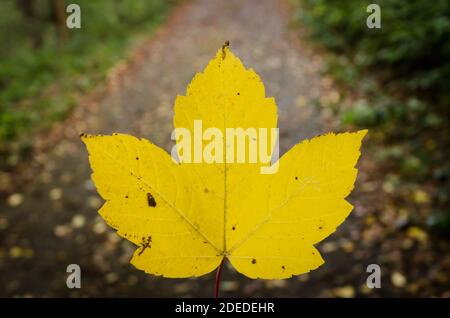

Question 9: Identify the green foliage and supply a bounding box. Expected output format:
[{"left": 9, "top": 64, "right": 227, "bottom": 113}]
[
  {"left": 295, "top": 0, "right": 450, "bottom": 234},
  {"left": 297, "top": 0, "right": 450, "bottom": 95},
  {"left": 0, "top": 0, "right": 173, "bottom": 144}
]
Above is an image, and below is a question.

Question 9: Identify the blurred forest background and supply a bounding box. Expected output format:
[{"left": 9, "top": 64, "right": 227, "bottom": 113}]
[
  {"left": 0, "top": 0, "right": 449, "bottom": 297},
  {"left": 295, "top": 0, "right": 450, "bottom": 236},
  {"left": 0, "top": 0, "right": 174, "bottom": 166}
]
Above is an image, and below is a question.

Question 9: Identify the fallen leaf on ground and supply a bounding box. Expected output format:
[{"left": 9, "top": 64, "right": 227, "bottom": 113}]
[
  {"left": 332, "top": 285, "right": 355, "bottom": 298},
  {"left": 391, "top": 272, "right": 407, "bottom": 287}
]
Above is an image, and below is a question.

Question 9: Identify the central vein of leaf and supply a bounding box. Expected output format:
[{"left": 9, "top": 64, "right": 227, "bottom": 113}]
[{"left": 223, "top": 111, "right": 227, "bottom": 253}]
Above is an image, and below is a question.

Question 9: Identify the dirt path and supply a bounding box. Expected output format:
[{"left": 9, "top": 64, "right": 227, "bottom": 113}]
[{"left": 0, "top": 0, "right": 403, "bottom": 297}]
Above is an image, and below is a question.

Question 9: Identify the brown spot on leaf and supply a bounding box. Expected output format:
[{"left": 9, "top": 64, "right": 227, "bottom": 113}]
[
  {"left": 251, "top": 258, "right": 256, "bottom": 264},
  {"left": 138, "top": 236, "right": 152, "bottom": 256},
  {"left": 147, "top": 193, "right": 156, "bottom": 207}
]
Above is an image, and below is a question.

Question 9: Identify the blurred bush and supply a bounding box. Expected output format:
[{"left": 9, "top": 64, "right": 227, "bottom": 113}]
[
  {"left": 295, "top": 0, "right": 450, "bottom": 234},
  {"left": 298, "top": 0, "right": 450, "bottom": 96},
  {"left": 0, "top": 0, "right": 174, "bottom": 145}
]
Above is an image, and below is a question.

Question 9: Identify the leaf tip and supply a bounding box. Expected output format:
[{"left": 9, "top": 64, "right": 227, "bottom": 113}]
[
  {"left": 222, "top": 40, "right": 230, "bottom": 50},
  {"left": 357, "top": 129, "right": 368, "bottom": 138},
  {"left": 221, "top": 40, "right": 230, "bottom": 59},
  {"left": 79, "top": 133, "right": 91, "bottom": 143},
  {"left": 356, "top": 129, "right": 369, "bottom": 145}
]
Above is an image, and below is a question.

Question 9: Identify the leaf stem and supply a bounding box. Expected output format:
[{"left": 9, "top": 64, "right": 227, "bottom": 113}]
[{"left": 214, "top": 257, "right": 225, "bottom": 298}]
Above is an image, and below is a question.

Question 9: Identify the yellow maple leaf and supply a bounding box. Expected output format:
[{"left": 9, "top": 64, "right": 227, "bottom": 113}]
[{"left": 81, "top": 44, "right": 367, "bottom": 280}]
